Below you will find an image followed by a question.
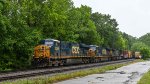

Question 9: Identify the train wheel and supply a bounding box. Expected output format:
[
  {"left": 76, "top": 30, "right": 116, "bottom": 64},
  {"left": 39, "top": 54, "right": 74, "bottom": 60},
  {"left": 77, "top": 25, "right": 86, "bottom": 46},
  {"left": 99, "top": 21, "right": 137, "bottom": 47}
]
[
  {"left": 82, "top": 58, "right": 86, "bottom": 63},
  {"left": 63, "top": 60, "right": 67, "bottom": 65},
  {"left": 52, "top": 64, "right": 55, "bottom": 67},
  {"left": 32, "top": 58, "right": 38, "bottom": 67},
  {"left": 58, "top": 63, "right": 61, "bottom": 66}
]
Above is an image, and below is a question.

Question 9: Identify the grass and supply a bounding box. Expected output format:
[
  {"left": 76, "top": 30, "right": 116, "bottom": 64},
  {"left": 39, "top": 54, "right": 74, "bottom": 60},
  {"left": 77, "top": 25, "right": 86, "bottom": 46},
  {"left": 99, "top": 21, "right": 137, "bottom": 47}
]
[
  {"left": 138, "top": 70, "right": 150, "bottom": 84},
  {"left": 0, "top": 69, "right": 13, "bottom": 72},
  {"left": 3, "top": 59, "right": 144, "bottom": 84}
]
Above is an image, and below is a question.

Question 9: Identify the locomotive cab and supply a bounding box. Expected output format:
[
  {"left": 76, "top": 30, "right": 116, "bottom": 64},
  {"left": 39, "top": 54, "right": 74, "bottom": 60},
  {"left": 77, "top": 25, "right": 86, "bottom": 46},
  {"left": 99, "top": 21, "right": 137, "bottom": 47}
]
[{"left": 41, "top": 39, "right": 60, "bottom": 56}]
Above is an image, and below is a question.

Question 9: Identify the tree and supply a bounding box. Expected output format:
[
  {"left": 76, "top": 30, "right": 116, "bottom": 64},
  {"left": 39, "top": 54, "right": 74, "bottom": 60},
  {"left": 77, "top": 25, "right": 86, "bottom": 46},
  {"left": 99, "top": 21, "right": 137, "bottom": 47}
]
[
  {"left": 0, "top": 0, "right": 144, "bottom": 70},
  {"left": 91, "top": 12, "right": 120, "bottom": 48},
  {"left": 0, "top": 0, "right": 42, "bottom": 70},
  {"left": 122, "top": 32, "right": 137, "bottom": 50},
  {"left": 115, "top": 32, "right": 128, "bottom": 49},
  {"left": 131, "top": 42, "right": 148, "bottom": 51},
  {"left": 139, "top": 33, "right": 150, "bottom": 47},
  {"left": 73, "top": 5, "right": 101, "bottom": 45},
  {"left": 38, "top": 0, "right": 74, "bottom": 40},
  {"left": 140, "top": 48, "right": 150, "bottom": 59},
  {"left": 131, "top": 42, "right": 150, "bottom": 59}
]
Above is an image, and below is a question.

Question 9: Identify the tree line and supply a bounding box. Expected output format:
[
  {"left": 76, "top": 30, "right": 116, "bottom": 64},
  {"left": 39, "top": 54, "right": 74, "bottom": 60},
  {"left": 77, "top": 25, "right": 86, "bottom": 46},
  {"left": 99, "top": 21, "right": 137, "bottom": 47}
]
[
  {"left": 0, "top": 0, "right": 149, "bottom": 70},
  {"left": 131, "top": 33, "right": 150, "bottom": 59}
]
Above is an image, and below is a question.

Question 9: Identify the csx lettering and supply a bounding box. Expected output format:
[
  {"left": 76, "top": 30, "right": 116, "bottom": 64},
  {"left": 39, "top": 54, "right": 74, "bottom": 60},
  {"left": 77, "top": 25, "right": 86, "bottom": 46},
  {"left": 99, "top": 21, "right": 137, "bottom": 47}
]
[{"left": 72, "top": 47, "right": 79, "bottom": 54}]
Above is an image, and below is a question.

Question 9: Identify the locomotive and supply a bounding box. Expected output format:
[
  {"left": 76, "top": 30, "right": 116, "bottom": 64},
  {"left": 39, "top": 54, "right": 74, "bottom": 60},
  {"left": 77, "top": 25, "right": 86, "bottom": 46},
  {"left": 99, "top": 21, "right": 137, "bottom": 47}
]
[{"left": 32, "top": 39, "right": 134, "bottom": 67}]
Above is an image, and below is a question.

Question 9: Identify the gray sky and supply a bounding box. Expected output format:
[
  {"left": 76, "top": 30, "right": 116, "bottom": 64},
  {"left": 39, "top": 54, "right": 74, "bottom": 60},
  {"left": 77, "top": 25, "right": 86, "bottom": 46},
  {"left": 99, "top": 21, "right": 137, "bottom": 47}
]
[{"left": 72, "top": 0, "right": 150, "bottom": 38}]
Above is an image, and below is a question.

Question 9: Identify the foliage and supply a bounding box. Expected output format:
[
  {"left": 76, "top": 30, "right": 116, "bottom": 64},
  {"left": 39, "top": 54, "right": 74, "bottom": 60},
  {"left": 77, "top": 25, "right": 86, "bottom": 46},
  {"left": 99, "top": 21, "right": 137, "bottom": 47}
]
[
  {"left": 122, "top": 32, "right": 137, "bottom": 50},
  {"left": 115, "top": 32, "right": 128, "bottom": 49},
  {"left": 0, "top": 0, "right": 42, "bottom": 70},
  {"left": 0, "top": 0, "right": 140, "bottom": 70},
  {"left": 140, "top": 48, "right": 150, "bottom": 59},
  {"left": 138, "top": 33, "right": 150, "bottom": 59},
  {"left": 139, "top": 33, "right": 150, "bottom": 47},
  {"left": 131, "top": 42, "right": 148, "bottom": 51},
  {"left": 138, "top": 70, "right": 150, "bottom": 84},
  {"left": 131, "top": 42, "right": 150, "bottom": 59},
  {"left": 74, "top": 5, "right": 101, "bottom": 45},
  {"left": 91, "top": 12, "right": 130, "bottom": 49}
]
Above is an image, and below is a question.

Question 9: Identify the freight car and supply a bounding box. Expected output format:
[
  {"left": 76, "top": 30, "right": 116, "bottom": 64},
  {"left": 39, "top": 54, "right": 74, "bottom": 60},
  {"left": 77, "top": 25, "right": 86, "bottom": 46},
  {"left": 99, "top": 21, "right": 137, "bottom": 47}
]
[
  {"left": 135, "top": 52, "right": 142, "bottom": 59},
  {"left": 32, "top": 39, "right": 134, "bottom": 67}
]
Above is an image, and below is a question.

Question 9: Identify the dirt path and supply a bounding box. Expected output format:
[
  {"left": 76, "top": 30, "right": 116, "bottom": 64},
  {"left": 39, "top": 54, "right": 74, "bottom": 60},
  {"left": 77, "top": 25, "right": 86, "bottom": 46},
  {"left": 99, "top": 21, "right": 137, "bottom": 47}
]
[{"left": 56, "top": 61, "right": 150, "bottom": 84}]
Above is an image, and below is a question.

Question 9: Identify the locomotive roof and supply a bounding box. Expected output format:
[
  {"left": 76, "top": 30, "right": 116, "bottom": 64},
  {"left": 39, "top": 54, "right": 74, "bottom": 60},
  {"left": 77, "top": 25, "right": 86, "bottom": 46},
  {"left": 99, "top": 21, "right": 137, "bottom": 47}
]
[
  {"left": 45, "top": 39, "right": 60, "bottom": 43},
  {"left": 89, "top": 45, "right": 98, "bottom": 47},
  {"left": 79, "top": 43, "right": 90, "bottom": 48}
]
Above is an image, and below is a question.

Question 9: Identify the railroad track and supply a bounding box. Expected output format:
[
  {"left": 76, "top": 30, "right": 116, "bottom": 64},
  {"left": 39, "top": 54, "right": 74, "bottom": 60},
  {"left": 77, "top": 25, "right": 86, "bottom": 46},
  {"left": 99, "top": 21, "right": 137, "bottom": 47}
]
[{"left": 0, "top": 59, "right": 135, "bottom": 82}]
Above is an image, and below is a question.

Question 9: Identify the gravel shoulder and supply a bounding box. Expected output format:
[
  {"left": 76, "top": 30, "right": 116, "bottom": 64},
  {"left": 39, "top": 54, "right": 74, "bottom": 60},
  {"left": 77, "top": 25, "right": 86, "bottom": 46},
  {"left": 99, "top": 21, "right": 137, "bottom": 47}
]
[{"left": 56, "top": 61, "right": 150, "bottom": 84}]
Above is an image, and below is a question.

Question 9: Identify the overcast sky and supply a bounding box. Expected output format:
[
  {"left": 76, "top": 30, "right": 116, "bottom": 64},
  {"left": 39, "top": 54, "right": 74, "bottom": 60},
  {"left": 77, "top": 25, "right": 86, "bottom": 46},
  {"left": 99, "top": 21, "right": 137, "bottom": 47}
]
[{"left": 72, "top": 0, "right": 150, "bottom": 38}]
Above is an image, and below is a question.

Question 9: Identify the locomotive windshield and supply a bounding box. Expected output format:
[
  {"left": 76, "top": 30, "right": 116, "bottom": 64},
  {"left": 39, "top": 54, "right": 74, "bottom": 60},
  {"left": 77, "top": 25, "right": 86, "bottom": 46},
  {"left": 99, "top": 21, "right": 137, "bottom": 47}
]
[
  {"left": 41, "top": 39, "right": 60, "bottom": 48},
  {"left": 45, "top": 41, "right": 53, "bottom": 47}
]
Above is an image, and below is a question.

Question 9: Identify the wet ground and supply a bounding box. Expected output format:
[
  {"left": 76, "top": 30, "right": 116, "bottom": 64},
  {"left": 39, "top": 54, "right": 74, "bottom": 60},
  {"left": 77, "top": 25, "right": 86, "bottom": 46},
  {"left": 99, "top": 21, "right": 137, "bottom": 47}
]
[{"left": 56, "top": 61, "right": 150, "bottom": 84}]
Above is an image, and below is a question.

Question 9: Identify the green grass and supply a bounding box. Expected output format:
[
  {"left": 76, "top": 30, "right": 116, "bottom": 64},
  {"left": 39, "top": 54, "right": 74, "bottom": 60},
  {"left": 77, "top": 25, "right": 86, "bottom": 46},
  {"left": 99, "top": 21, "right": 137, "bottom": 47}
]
[
  {"left": 138, "top": 70, "right": 150, "bottom": 84},
  {"left": 0, "top": 68, "right": 13, "bottom": 72},
  {"left": 3, "top": 59, "right": 144, "bottom": 84}
]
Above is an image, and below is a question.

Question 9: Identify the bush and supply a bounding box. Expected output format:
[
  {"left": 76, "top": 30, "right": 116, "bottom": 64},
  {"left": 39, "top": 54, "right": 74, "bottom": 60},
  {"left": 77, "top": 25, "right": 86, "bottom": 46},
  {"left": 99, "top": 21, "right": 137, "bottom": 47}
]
[{"left": 140, "top": 48, "right": 150, "bottom": 60}]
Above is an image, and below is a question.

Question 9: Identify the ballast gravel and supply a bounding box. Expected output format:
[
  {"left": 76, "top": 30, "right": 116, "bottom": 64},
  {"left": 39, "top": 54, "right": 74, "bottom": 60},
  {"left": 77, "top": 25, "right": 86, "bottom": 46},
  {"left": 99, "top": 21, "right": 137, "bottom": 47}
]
[{"left": 56, "top": 61, "right": 150, "bottom": 84}]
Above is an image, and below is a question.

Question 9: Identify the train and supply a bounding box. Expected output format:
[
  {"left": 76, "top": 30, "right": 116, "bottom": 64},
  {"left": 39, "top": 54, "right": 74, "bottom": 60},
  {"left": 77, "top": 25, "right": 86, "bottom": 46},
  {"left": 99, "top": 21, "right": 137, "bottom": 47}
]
[{"left": 32, "top": 39, "right": 141, "bottom": 67}]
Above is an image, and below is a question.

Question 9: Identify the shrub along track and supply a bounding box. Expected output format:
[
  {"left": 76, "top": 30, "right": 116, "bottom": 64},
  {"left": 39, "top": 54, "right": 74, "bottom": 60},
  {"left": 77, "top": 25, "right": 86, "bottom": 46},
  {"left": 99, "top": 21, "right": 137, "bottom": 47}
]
[{"left": 0, "top": 59, "right": 135, "bottom": 82}]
